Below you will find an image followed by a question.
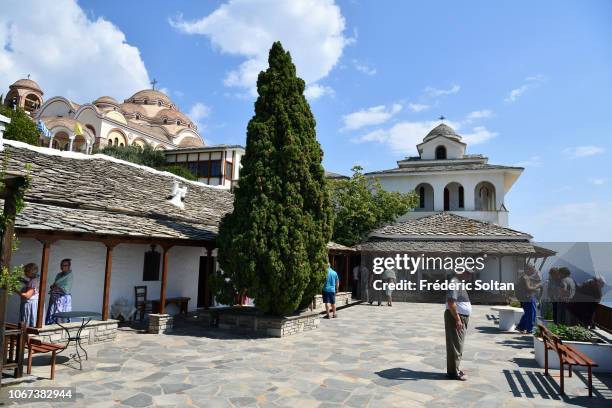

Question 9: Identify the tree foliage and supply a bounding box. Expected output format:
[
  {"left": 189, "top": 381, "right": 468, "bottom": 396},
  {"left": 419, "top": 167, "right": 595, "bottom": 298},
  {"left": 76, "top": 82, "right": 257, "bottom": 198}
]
[
  {"left": 164, "top": 164, "right": 197, "bottom": 181},
  {"left": 0, "top": 106, "right": 40, "bottom": 146},
  {"left": 98, "top": 144, "right": 166, "bottom": 168},
  {"left": 216, "top": 42, "right": 332, "bottom": 315},
  {"left": 329, "top": 166, "right": 418, "bottom": 246}
]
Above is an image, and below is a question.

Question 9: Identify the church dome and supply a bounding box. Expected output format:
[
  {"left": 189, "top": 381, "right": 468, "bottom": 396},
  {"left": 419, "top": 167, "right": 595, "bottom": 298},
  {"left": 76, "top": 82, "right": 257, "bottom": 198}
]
[
  {"left": 93, "top": 96, "right": 119, "bottom": 106},
  {"left": 125, "top": 89, "right": 174, "bottom": 109},
  {"left": 153, "top": 108, "right": 193, "bottom": 127},
  {"left": 10, "top": 78, "right": 43, "bottom": 94},
  {"left": 423, "top": 123, "right": 461, "bottom": 142}
]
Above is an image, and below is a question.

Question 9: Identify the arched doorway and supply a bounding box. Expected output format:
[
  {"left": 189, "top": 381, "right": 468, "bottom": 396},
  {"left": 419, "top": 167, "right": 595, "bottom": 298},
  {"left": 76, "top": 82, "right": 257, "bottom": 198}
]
[
  {"left": 444, "top": 182, "right": 464, "bottom": 211},
  {"left": 475, "top": 181, "right": 496, "bottom": 211},
  {"left": 52, "top": 131, "right": 70, "bottom": 151},
  {"left": 415, "top": 183, "right": 434, "bottom": 211},
  {"left": 435, "top": 145, "right": 447, "bottom": 160}
]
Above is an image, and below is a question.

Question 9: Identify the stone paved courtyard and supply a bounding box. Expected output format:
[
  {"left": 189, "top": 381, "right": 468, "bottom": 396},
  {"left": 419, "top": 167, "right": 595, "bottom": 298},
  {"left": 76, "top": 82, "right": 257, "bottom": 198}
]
[{"left": 6, "top": 303, "right": 611, "bottom": 407}]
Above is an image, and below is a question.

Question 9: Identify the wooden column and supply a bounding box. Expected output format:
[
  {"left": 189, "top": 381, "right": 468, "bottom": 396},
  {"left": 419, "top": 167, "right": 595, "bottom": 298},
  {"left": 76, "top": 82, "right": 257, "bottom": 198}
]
[
  {"left": 159, "top": 245, "right": 172, "bottom": 314},
  {"left": 101, "top": 242, "right": 117, "bottom": 320},
  {"left": 36, "top": 240, "right": 52, "bottom": 328}
]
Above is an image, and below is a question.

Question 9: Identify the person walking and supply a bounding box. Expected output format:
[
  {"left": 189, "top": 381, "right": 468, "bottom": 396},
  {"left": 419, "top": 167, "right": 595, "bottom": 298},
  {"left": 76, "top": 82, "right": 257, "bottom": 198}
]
[
  {"left": 322, "top": 263, "right": 340, "bottom": 319},
  {"left": 445, "top": 272, "right": 472, "bottom": 381},
  {"left": 382, "top": 268, "right": 397, "bottom": 306},
  {"left": 515, "top": 265, "right": 542, "bottom": 334},
  {"left": 17, "top": 263, "right": 40, "bottom": 327},
  {"left": 45, "top": 259, "right": 74, "bottom": 324}
]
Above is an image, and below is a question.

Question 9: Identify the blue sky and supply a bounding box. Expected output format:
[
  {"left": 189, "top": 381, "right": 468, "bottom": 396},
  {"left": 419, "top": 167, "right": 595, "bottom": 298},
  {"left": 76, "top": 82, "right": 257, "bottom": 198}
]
[{"left": 1, "top": 0, "right": 611, "bottom": 241}]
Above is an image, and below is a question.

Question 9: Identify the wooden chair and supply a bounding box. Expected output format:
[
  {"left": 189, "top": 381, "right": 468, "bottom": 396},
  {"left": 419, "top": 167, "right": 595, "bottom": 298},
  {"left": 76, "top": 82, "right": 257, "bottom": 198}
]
[
  {"left": 538, "top": 324, "right": 598, "bottom": 397},
  {"left": 134, "top": 286, "right": 151, "bottom": 320},
  {"left": 26, "top": 338, "right": 63, "bottom": 380},
  {"left": 2, "top": 322, "right": 26, "bottom": 379}
]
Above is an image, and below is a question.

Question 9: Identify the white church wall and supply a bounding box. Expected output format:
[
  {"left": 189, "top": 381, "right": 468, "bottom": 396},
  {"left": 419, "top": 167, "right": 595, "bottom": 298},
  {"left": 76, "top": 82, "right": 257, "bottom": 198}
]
[
  {"left": 166, "top": 246, "right": 205, "bottom": 313},
  {"left": 420, "top": 138, "right": 465, "bottom": 160},
  {"left": 38, "top": 99, "right": 71, "bottom": 118}
]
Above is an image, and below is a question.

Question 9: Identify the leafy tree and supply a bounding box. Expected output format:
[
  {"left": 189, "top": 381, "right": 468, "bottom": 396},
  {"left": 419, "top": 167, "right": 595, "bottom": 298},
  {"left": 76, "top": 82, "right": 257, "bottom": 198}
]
[
  {"left": 0, "top": 106, "right": 40, "bottom": 146},
  {"left": 329, "top": 166, "right": 418, "bottom": 246},
  {"left": 216, "top": 42, "right": 332, "bottom": 315},
  {"left": 163, "top": 164, "right": 197, "bottom": 181},
  {"left": 98, "top": 144, "right": 166, "bottom": 168}
]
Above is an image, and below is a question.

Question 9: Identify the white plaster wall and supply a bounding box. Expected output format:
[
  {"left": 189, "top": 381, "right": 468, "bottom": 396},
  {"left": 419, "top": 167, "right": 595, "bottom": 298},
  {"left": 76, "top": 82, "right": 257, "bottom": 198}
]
[
  {"left": 38, "top": 99, "right": 71, "bottom": 118},
  {"left": 7, "top": 239, "right": 204, "bottom": 325},
  {"left": 375, "top": 171, "right": 506, "bottom": 213},
  {"left": 419, "top": 138, "right": 465, "bottom": 160}
]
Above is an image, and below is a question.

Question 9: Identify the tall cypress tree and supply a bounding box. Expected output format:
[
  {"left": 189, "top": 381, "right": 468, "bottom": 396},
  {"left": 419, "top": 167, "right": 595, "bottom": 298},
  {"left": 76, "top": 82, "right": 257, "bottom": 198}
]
[{"left": 216, "top": 42, "right": 332, "bottom": 316}]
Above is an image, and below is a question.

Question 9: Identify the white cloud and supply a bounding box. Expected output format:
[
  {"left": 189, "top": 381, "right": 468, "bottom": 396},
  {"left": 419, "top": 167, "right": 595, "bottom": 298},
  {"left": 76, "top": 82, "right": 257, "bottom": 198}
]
[
  {"left": 528, "top": 201, "right": 612, "bottom": 241},
  {"left": 461, "top": 126, "right": 498, "bottom": 144},
  {"left": 341, "top": 103, "right": 402, "bottom": 131},
  {"left": 304, "top": 84, "right": 334, "bottom": 100},
  {"left": 423, "top": 84, "right": 460, "bottom": 98},
  {"left": 352, "top": 119, "right": 496, "bottom": 154},
  {"left": 514, "top": 155, "right": 542, "bottom": 168},
  {"left": 170, "top": 0, "right": 351, "bottom": 98},
  {"left": 466, "top": 109, "right": 494, "bottom": 121},
  {"left": 352, "top": 60, "right": 376, "bottom": 75},
  {"left": 590, "top": 178, "right": 608, "bottom": 185},
  {"left": 0, "top": 0, "right": 150, "bottom": 103},
  {"left": 504, "top": 74, "right": 545, "bottom": 103},
  {"left": 408, "top": 103, "right": 429, "bottom": 113},
  {"left": 562, "top": 145, "right": 605, "bottom": 158},
  {"left": 187, "top": 102, "right": 211, "bottom": 131}
]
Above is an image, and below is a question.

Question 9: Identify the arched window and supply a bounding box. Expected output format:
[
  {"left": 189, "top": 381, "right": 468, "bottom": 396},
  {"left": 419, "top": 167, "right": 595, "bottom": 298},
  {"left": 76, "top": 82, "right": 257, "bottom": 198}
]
[
  {"left": 419, "top": 186, "right": 425, "bottom": 209},
  {"left": 135, "top": 114, "right": 141, "bottom": 120},
  {"left": 163, "top": 118, "right": 168, "bottom": 125},
  {"left": 157, "top": 101, "right": 162, "bottom": 107},
  {"left": 444, "top": 187, "right": 450, "bottom": 211},
  {"left": 143, "top": 98, "right": 148, "bottom": 105},
  {"left": 458, "top": 186, "right": 464, "bottom": 208},
  {"left": 435, "top": 145, "right": 447, "bottom": 160},
  {"left": 176, "top": 120, "right": 181, "bottom": 126},
  {"left": 108, "top": 139, "right": 113, "bottom": 146},
  {"left": 115, "top": 137, "right": 119, "bottom": 145}
]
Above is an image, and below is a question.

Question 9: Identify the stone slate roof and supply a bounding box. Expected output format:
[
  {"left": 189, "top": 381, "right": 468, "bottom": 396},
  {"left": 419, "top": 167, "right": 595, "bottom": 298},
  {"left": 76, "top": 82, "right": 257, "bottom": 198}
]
[
  {"left": 423, "top": 123, "right": 461, "bottom": 142},
  {"left": 325, "top": 171, "right": 349, "bottom": 180},
  {"left": 366, "top": 162, "right": 523, "bottom": 176},
  {"left": 370, "top": 213, "right": 531, "bottom": 239},
  {"left": 356, "top": 239, "right": 535, "bottom": 255},
  {"left": 4, "top": 141, "right": 234, "bottom": 242},
  {"left": 359, "top": 213, "right": 535, "bottom": 255},
  {"left": 327, "top": 241, "right": 356, "bottom": 252}
]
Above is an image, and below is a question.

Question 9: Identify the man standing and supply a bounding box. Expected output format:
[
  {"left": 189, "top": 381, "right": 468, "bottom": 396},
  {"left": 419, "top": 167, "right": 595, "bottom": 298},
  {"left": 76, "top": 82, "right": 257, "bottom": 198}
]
[
  {"left": 323, "top": 264, "right": 340, "bottom": 319},
  {"left": 445, "top": 271, "right": 472, "bottom": 381},
  {"left": 351, "top": 263, "right": 367, "bottom": 299}
]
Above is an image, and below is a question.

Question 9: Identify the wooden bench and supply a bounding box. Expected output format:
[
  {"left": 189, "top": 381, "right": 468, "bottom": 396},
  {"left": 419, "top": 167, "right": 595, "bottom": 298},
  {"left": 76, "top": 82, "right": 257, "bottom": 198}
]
[
  {"left": 26, "top": 338, "right": 64, "bottom": 380},
  {"left": 538, "top": 324, "right": 598, "bottom": 397}
]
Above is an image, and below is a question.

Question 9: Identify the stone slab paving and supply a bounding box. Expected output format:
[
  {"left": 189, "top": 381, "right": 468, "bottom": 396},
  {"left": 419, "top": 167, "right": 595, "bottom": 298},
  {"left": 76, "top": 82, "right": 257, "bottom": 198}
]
[{"left": 4, "top": 303, "right": 611, "bottom": 407}]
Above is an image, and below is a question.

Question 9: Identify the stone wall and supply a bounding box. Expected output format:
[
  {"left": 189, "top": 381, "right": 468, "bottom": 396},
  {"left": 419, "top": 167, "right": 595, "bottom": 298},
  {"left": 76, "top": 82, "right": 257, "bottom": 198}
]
[
  {"left": 32, "top": 319, "right": 118, "bottom": 345},
  {"left": 148, "top": 314, "right": 173, "bottom": 334},
  {"left": 312, "top": 291, "right": 352, "bottom": 312},
  {"left": 205, "top": 308, "right": 320, "bottom": 338}
]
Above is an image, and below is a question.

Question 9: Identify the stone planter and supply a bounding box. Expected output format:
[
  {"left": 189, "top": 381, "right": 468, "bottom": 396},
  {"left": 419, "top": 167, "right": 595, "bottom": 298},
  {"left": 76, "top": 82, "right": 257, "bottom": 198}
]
[
  {"left": 205, "top": 307, "right": 320, "bottom": 338},
  {"left": 533, "top": 336, "right": 612, "bottom": 372},
  {"left": 312, "top": 291, "right": 352, "bottom": 312},
  {"left": 32, "top": 319, "right": 118, "bottom": 345}
]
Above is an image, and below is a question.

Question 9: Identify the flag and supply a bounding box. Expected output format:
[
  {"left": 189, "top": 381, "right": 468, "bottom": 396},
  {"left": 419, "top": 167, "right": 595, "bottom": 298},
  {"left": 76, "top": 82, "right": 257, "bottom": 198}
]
[
  {"left": 37, "top": 120, "right": 52, "bottom": 138},
  {"left": 74, "top": 122, "right": 84, "bottom": 136}
]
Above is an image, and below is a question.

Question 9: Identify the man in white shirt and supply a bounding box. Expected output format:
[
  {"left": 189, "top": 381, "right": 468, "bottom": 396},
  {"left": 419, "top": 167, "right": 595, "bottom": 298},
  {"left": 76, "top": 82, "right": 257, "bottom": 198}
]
[{"left": 445, "top": 272, "right": 472, "bottom": 381}]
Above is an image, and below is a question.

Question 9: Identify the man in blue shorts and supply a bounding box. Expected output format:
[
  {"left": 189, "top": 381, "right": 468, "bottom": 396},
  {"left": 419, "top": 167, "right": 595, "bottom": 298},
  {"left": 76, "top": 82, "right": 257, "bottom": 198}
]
[{"left": 323, "top": 264, "right": 340, "bottom": 319}]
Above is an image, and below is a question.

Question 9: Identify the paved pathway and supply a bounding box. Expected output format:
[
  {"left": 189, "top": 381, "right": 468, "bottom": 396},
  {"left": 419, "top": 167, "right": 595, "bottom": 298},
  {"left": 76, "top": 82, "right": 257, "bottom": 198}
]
[{"left": 7, "top": 303, "right": 611, "bottom": 407}]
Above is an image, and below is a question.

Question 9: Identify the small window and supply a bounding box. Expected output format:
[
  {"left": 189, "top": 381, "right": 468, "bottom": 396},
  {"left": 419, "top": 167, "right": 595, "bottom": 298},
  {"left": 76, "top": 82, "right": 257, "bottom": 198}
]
[
  {"left": 143, "top": 98, "right": 148, "bottom": 105},
  {"left": 143, "top": 246, "right": 161, "bottom": 281},
  {"left": 435, "top": 145, "right": 447, "bottom": 160},
  {"left": 198, "top": 161, "right": 210, "bottom": 177},
  {"left": 188, "top": 162, "right": 198, "bottom": 175},
  {"left": 108, "top": 139, "right": 113, "bottom": 146},
  {"left": 115, "top": 137, "right": 119, "bottom": 145},
  {"left": 458, "top": 186, "right": 465, "bottom": 208},
  {"left": 210, "top": 160, "right": 221, "bottom": 177},
  {"left": 135, "top": 114, "right": 140, "bottom": 120},
  {"left": 176, "top": 120, "right": 181, "bottom": 126},
  {"left": 158, "top": 101, "right": 162, "bottom": 107},
  {"left": 163, "top": 118, "right": 168, "bottom": 125},
  {"left": 225, "top": 161, "right": 233, "bottom": 180}
]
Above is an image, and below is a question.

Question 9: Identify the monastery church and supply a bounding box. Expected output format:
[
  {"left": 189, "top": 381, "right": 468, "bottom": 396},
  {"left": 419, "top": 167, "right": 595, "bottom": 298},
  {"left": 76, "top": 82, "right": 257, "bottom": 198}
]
[{"left": 0, "top": 77, "right": 546, "bottom": 338}]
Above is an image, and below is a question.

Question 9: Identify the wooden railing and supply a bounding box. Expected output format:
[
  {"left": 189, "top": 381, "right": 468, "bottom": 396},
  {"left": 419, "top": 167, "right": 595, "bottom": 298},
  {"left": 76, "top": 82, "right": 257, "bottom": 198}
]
[{"left": 594, "top": 303, "right": 612, "bottom": 332}]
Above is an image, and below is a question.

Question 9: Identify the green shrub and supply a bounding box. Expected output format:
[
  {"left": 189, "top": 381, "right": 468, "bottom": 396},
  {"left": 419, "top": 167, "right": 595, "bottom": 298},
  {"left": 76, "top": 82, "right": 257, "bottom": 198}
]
[
  {"left": 545, "top": 324, "right": 594, "bottom": 342},
  {"left": 510, "top": 300, "right": 521, "bottom": 308},
  {"left": 0, "top": 106, "right": 40, "bottom": 146},
  {"left": 98, "top": 144, "right": 166, "bottom": 168},
  {"left": 164, "top": 165, "right": 198, "bottom": 181}
]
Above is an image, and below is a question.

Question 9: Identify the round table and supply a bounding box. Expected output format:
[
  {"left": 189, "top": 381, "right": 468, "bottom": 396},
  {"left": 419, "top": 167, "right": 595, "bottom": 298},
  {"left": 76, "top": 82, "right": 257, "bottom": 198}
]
[
  {"left": 491, "top": 306, "right": 524, "bottom": 331},
  {"left": 52, "top": 311, "right": 101, "bottom": 369}
]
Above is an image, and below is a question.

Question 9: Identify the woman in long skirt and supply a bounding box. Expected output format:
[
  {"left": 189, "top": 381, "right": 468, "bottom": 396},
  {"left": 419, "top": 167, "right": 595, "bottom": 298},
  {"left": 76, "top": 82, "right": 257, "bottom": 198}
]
[
  {"left": 45, "top": 259, "right": 74, "bottom": 325},
  {"left": 17, "top": 263, "right": 40, "bottom": 327}
]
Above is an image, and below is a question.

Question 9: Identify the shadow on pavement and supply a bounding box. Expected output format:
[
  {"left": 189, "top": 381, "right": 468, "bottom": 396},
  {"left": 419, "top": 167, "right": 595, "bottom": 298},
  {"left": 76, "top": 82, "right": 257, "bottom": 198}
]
[{"left": 375, "top": 367, "right": 449, "bottom": 381}]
